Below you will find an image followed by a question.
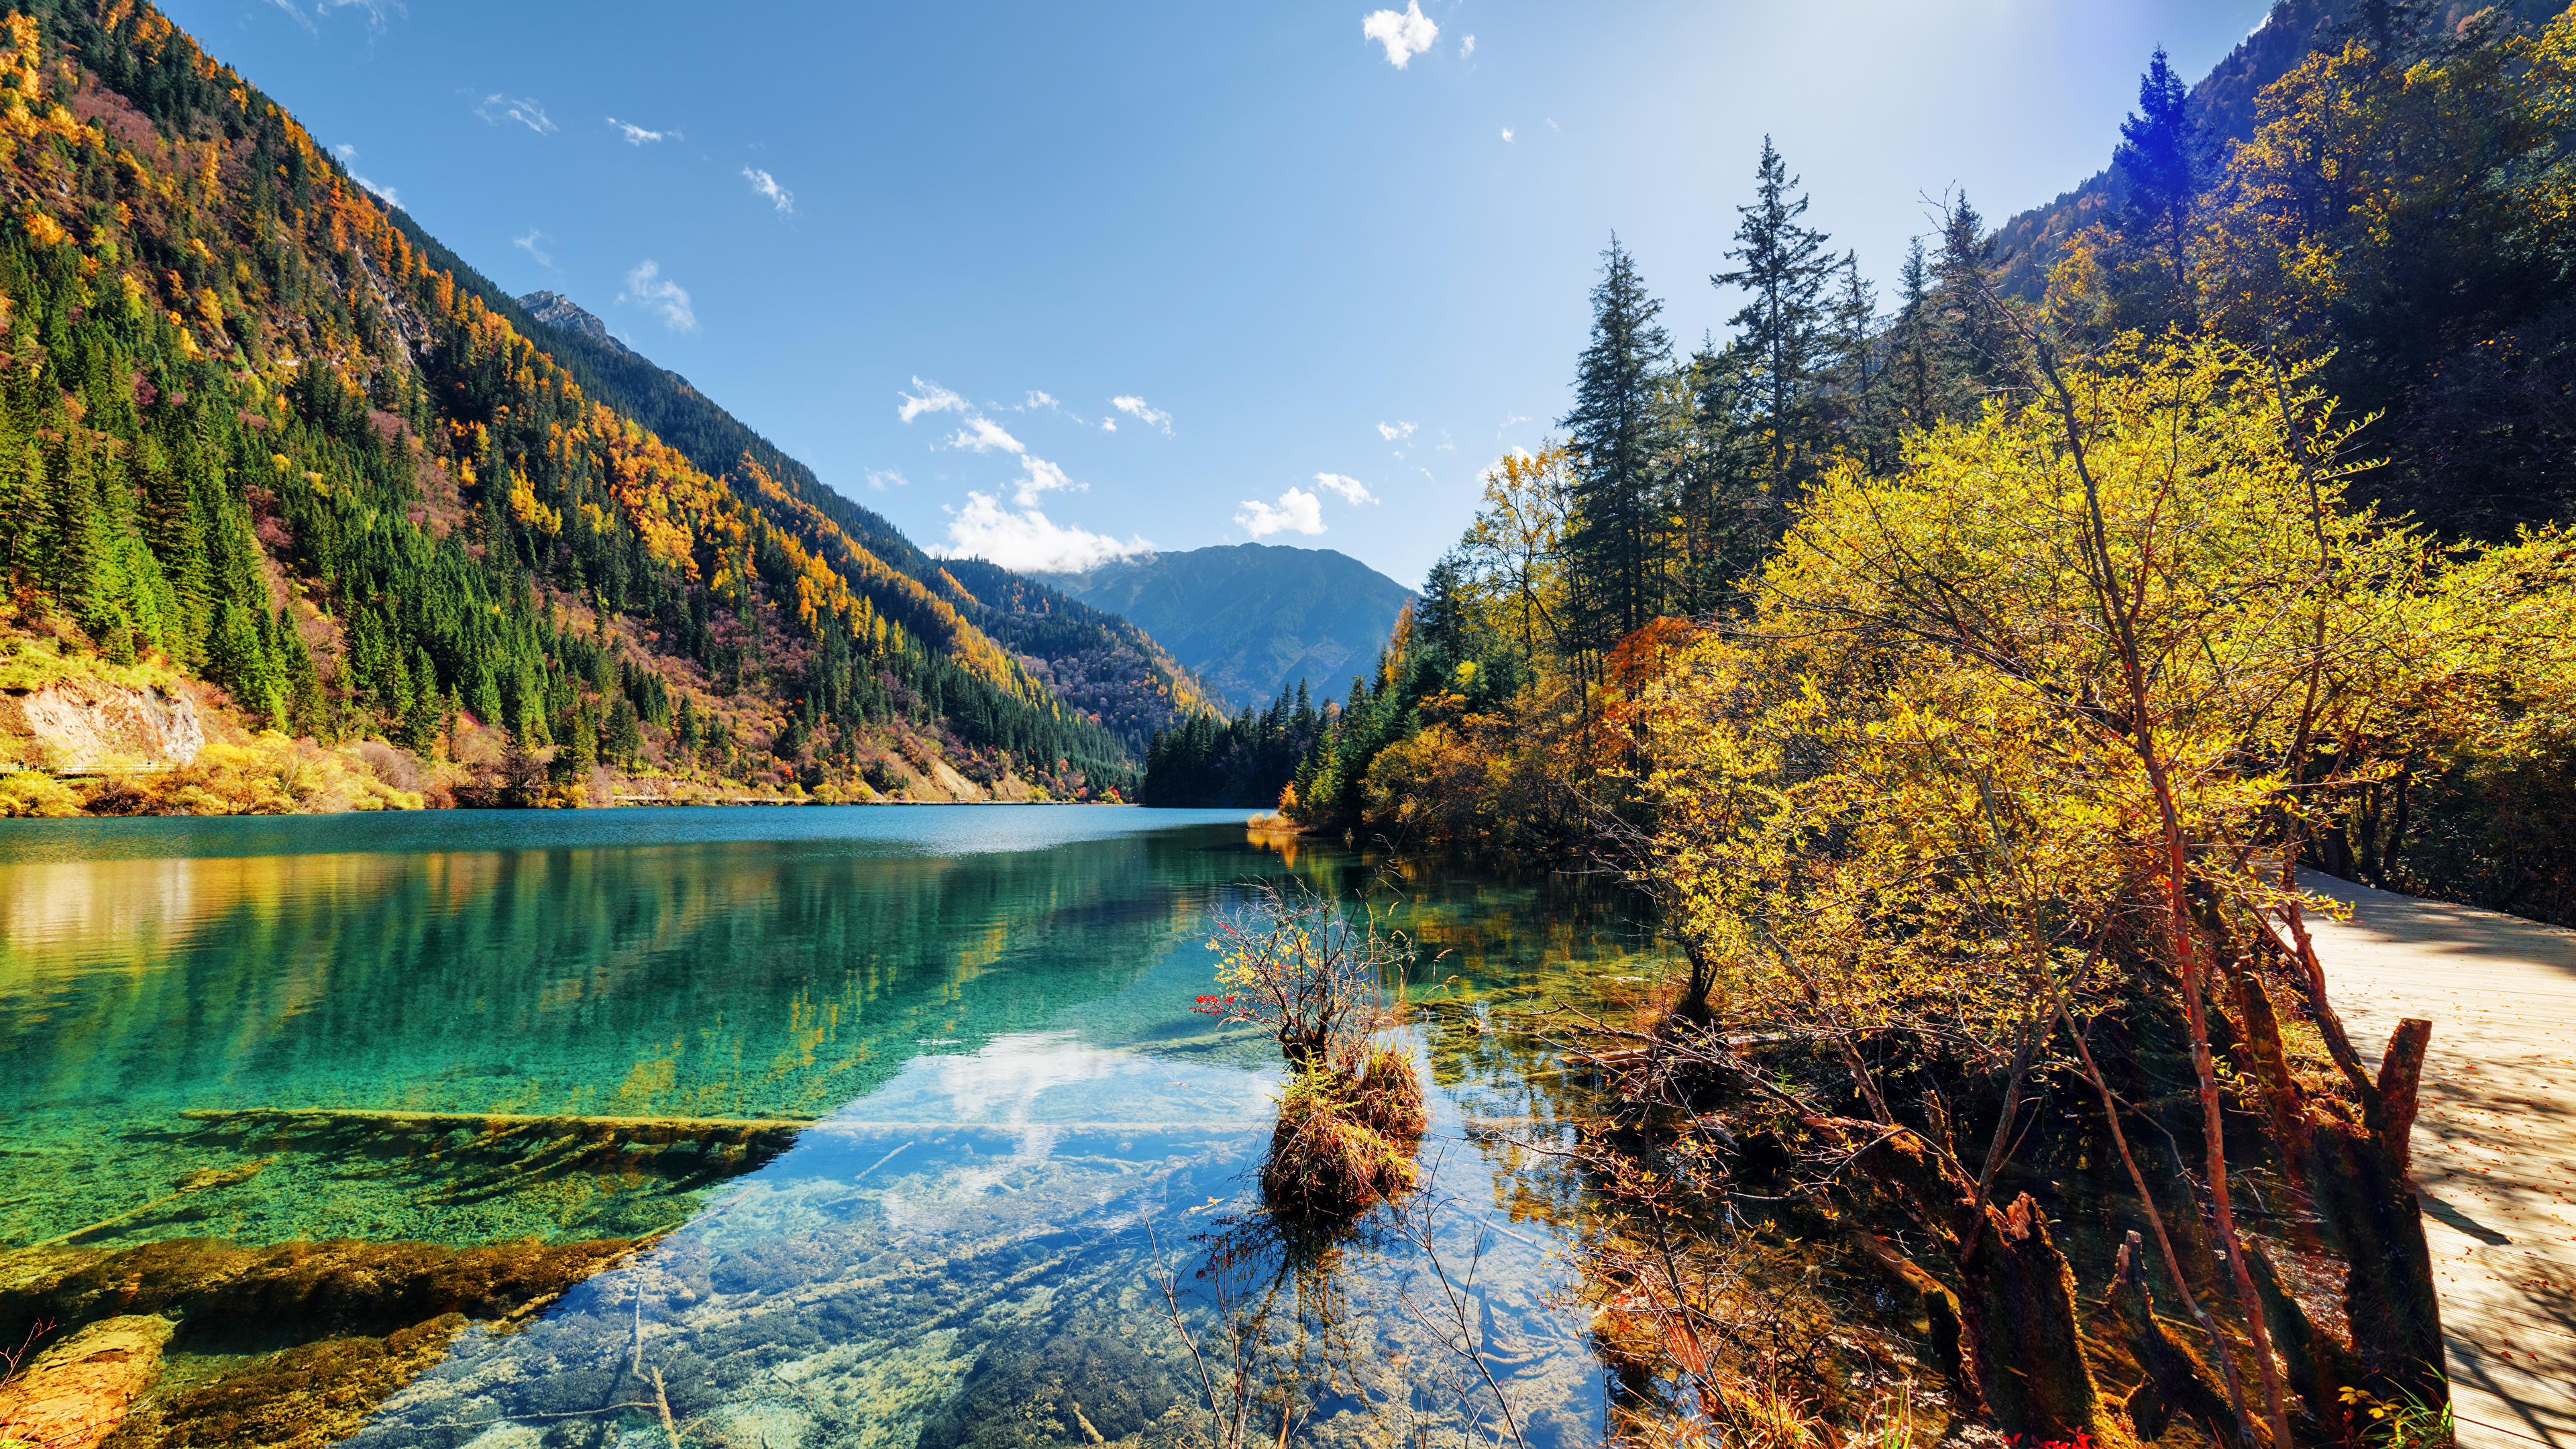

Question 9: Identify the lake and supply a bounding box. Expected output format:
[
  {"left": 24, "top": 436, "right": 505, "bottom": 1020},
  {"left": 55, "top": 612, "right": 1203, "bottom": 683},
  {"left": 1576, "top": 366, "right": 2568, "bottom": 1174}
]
[{"left": 0, "top": 806, "right": 1669, "bottom": 1448}]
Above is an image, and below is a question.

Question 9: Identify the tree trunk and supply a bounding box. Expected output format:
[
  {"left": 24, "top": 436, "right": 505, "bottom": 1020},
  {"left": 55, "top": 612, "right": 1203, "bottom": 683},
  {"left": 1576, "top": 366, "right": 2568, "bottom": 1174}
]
[
  {"left": 1956, "top": 1193, "right": 2100, "bottom": 1444},
  {"left": 2110, "top": 1232, "right": 2254, "bottom": 1449}
]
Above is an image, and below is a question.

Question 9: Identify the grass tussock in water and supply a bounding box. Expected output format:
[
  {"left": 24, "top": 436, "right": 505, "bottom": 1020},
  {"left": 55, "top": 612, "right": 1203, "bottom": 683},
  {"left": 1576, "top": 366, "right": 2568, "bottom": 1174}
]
[{"left": 1259, "top": 1059, "right": 1424, "bottom": 1219}]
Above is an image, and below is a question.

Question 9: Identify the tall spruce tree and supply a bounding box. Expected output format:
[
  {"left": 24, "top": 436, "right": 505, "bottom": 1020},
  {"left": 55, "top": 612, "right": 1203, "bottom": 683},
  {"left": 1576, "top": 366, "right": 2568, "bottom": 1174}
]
[
  {"left": 1560, "top": 236, "right": 1676, "bottom": 655},
  {"left": 2112, "top": 48, "right": 2200, "bottom": 286},
  {"left": 1715, "top": 138, "right": 1836, "bottom": 518},
  {"left": 1931, "top": 191, "right": 2014, "bottom": 421}
]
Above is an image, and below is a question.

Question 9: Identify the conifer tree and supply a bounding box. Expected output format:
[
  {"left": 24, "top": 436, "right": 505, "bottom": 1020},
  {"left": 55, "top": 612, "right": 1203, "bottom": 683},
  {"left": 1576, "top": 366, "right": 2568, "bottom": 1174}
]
[
  {"left": 1715, "top": 138, "right": 1836, "bottom": 518},
  {"left": 1560, "top": 236, "right": 1676, "bottom": 656},
  {"left": 2109, "top": 48, "right": 2202, "bottom": 312}
]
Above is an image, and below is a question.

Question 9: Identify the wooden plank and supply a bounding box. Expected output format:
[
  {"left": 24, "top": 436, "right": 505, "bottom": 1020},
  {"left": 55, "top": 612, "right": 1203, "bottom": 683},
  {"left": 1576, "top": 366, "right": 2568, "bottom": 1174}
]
[{"left": 2303, "top": 873, "right": 2576, "bottom": 1449}]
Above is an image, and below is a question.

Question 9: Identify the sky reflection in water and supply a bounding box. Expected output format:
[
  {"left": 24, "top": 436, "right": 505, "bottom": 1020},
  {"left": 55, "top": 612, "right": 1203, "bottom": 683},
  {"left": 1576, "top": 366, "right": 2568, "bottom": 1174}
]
[{"left": 0, "top": 806, "right": 1656, "bottom": 1448}]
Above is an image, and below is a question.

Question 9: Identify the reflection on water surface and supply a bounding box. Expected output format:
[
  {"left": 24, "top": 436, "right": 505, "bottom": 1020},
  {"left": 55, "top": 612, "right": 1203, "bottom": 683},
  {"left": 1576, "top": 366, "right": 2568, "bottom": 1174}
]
[{"left": 0, "top": 806, "right": 1671, "bottom": 1448}]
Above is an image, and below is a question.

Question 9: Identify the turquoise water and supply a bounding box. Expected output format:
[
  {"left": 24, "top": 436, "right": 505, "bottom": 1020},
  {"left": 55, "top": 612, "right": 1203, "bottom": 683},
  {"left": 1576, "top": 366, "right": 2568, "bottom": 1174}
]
[{"left": 0, "top": 806, "right": 1669, "bottom": 1448}]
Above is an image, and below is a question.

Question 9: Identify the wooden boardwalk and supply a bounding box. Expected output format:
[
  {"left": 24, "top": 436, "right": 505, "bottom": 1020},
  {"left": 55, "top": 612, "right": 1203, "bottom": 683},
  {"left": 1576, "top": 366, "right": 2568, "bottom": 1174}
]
[{"left": 2302, "top": 873, "right": 2576, "bottom": 1449}]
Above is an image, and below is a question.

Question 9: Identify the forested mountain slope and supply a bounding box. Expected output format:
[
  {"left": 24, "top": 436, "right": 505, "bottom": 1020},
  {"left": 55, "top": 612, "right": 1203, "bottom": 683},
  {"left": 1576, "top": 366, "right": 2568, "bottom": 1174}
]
[
  {"left": 1041, "top": 543, "right": 1413, "bottom": 709},
  {"left": 1990, "top": 0, "right": 2570, "bottom": 297},
  {"left": 509, "top": 289, "right": 1220, "bottom": 755},
  {"left": 0, "top": 0, "right": 1150, "bottom": 812}
]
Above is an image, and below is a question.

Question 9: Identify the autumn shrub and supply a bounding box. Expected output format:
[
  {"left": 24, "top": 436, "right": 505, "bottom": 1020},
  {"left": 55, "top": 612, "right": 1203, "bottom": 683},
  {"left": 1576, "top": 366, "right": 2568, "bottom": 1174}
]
[
  {"left": 1195, "top": 880, "right": 1428, "bottom": 1219},
  {"left": 146, "top": 733, "right": 423, "bottom": 814},
  {"left": 0, "top": 769, "right": 80, "bottom": 817}
]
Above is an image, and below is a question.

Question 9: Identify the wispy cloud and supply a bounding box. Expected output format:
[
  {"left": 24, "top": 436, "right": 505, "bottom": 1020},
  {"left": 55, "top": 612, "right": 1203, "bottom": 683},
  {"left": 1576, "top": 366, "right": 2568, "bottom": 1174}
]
[
  {"left": 619, "top": 259, "right": 695, "bottom": 333},
  {"left": 950, "top": 415, "right": 1026, "bottom": 455},
  {"left": 1110, "top": 395, "right": 1173, "bottom": 435},
  {"left": 1237, "top": 487, "right": 1327, "bottom": 537},
  {"left": 1362, "top": 1, "right": 1438, "bottom": 68},
  {"left": 475, "top": 93, "right": 557, "bottom": 135},
  {"left": 1024, "top": 390, "right": 1060, "bottom": 411},
  {"left": 900, "top": 379, "right": 1080, "bottom": 505},
  {"left": 867, "top": 468, "right": 910, "bottom": 492},
  {"left": 352, "top": 174, "right": 400, "bottom": 207},
  {"left": 1377, "top": 421, "right": 1416, "bottom": 442},
  {"left": 930, "top": 493, "right": 1151, "bottom": 574},
  {"left": 1500, "top": 127, "right": 1514, "bottom": 143},
  {"left": 607, "top": 117, "right": 676, "bottom": 145},
  {"left": 333, "top": 142, "right": 359, "bottom": 160},
  {"left": 1462, "top": 34, "right": 1477, "bottom": 60},
  {"left": 1313, "top": 473, "right": 1378, "bottom": 506},
  {"left": 268, "top": 0, "right": 400, "bottom": 33},
  {"left": 898, "top": 378, "right": 969, "bottom": 423},
  {"left": 742, "top": 167, "right": 794, "bottom": 215},
  {"left": 512, "top": 228, "right": 554, "bottom": 268}
]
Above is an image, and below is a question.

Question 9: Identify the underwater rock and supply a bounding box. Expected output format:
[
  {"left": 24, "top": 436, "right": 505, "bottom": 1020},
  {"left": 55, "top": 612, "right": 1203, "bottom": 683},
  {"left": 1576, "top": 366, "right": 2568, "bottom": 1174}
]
[
  {"left": 916, "top": 1320, "right": 1181, "bottom": 1449},
  {"left": 0, "top": 1313, "right": 173, "bottom": 1449},
  {"left": 109, "top": 1313, "right": 470, "bottom": 1449}
]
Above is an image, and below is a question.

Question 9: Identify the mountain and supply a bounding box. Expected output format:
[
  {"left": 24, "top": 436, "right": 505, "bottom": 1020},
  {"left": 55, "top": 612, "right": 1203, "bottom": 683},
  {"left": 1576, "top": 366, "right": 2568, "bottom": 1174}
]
[
  {"left": 0, "top": 0, "right": 1168, "bottom": 810},
  {"left": 507, "top": 290, "right": 1220, "bottom": 755},
  {"left": 1041, "top": 544, "right": 1415, "bottom": 710},
  {"left": 1990, "top": 0, "right": 2569, "bottom": 299}
]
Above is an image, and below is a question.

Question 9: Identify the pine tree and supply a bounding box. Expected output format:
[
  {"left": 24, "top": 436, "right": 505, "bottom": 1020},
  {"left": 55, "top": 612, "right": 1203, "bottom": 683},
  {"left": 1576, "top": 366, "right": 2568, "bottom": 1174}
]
[
  {"left": 1560, "top": 236, "right": 1676, "bottom": 655},
  {"left": 1715, "top": 137, "right": 1836, "bottom": 514}
]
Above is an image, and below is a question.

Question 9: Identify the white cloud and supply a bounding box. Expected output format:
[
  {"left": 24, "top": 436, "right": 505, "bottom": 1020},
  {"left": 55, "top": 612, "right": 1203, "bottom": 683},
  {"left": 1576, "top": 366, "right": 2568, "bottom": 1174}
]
[
  {"left": 608, "top": 117, "right": 674, "bottom": 145},
  {"left": 352, "top": 174, "right": 401, "bottom": 207},
  {"left": 1501, "top": 127, "right": 1513, "bottom": 143},
  {"left": 1236, "top": 488, "right": 1327, "bottom": 537},
  {"left": 1024, "top": 390, "right": 1059, "bottom": 411},
  {"left": 950, "top": 415, "right": 1026, "bottom": 455},
  {"left": 1462, "top": 34, "right": 1476, "bottom": 59},
  {"left": 1313, "top": 472, "right": 1378, "bottom": 506},
  {"left": 1110, "top": 395, "right": 1173, "bottom": 435},
  {"left": 512, "top": 228, "right": 553, "bottom": 268},
  {"left": 1099, "top": 418, "right": 1116, "bottom": 431},
  {"left": 898, "top": 378, "right": 968, "bottom": 423},
  {"left": 475, "top": 93, "right": 556, "bottom": 135},
  {"left": 619, "top": 259, "right": 696, "bottom": 333},
  {"left": 1377, "top": 421, "right": 1415, "bottom": 441},
  {"left": 930, "top": 493, "right": 1152, "bottom": 574},
  {"left": 333, "top": 142, "right": 358, "bottom": 160},
  {"left": 867, "top": 468, "right": 910, "bottom": 492},
  {"left": 900, "top": 380, "right": 1082, "bottom": 504},
  {"left": 1361, "top": 1, "right": 1438, "bottom": 68},
  {"left": 1012, "top": 455, "right": 1076, "bottom": 506},
  {"left": 742, "top": 166, "right": 794, "bottom": 215}
]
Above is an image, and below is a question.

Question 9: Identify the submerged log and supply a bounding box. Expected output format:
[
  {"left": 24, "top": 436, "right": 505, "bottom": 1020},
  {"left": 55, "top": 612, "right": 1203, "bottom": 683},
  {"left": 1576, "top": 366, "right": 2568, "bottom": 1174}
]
[
  {"left": 179, "top": 1106, "right": 816, "bottom": 1142},
  {"left": 0, "top": 1313, "right": 172, "bottom": 1449}
]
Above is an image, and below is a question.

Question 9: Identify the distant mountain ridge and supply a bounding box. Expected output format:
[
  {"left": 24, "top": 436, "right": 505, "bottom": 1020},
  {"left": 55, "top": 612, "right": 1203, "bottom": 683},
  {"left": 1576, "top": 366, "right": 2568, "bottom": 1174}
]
[{"left": 1040, "top": 544, "right": 1414, "bottom": 711}]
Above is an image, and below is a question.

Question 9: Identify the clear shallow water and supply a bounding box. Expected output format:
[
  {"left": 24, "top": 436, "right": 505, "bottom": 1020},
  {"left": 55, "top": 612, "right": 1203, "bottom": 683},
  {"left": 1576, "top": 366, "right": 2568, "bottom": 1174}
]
[{"left": 0, "top": 806, "right": 1672, "bottom": 1449}]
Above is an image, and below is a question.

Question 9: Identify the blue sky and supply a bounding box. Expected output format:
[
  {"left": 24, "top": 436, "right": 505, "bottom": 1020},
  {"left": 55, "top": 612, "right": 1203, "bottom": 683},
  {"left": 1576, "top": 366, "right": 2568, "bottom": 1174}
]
[{"left": 163, "top": 0, "right": 2276, "bottom": 588}]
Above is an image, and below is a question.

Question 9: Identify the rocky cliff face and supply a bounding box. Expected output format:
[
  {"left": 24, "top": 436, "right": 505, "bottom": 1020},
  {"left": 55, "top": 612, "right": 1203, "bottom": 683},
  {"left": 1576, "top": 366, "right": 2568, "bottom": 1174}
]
[
  {"left": 2, "top": 682, "right": 205, "bottom": 770},
  {"left": 516, "top": 290, "right": 631, "bottom": 355}
]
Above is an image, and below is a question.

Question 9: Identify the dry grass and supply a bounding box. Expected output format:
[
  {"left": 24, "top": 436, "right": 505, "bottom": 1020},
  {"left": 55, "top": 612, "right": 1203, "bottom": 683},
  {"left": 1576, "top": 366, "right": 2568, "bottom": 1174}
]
[
  {"left": 1346, "top": 1046, "right": 1428, "bottom": 1142},
  {"left": 1259, "top": 1069, "right": 1419, "bottom": 1218}
]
